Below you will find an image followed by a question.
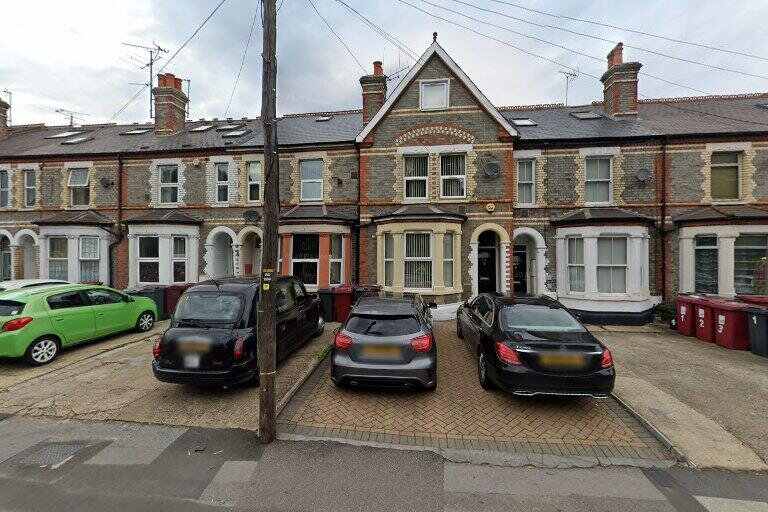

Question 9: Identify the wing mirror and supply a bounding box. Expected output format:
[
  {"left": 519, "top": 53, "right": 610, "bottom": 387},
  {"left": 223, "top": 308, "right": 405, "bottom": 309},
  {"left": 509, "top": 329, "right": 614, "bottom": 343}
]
[{"left": 427, "top": 301, "right": 438, "bottom": 309}]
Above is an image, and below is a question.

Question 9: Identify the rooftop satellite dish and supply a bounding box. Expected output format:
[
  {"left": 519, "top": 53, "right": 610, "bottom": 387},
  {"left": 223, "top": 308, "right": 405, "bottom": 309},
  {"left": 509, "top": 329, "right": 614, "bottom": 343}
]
[
  {"left": 636, "top": 168, "right": 652, "bottom": 182},
  {"left": 484, "top": 160, "right": 501, "bottom": 179}
]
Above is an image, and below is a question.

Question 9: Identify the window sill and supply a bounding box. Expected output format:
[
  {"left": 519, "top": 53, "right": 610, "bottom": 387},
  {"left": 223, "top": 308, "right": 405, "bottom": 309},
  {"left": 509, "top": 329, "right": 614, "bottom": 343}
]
[
  {"left": 583, "top": 202, "right": 613, "bottom": 207},
  {"left": 157, "top": 203, "right": 183, "bottom": 208},
  {"left": 515, "top": 203, "right": 538, "bottom": 209},
  {"left": 439, "top": 196, "right": 467, "bottom": 201},
  {"left": 68, "top": 205, "right": 91, "bottom": 210},
  {"left": 710, "top": 199, "right": 744, "bottom": 205},
  {"left": 403, "top": 198, "right": 428, "bottom": 203}
]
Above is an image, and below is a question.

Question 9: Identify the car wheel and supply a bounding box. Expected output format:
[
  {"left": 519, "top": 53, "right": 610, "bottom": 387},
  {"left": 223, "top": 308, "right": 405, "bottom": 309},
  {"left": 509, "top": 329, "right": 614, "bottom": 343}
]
[
  {"left": 313, "top": 315, "right": 325, "bottom": 338},
  {"left": 477, "top": 351, "right": 495, "bottom": 390},
  {"left": 456, "top": 320, "right": 464, "bottom": 339},
  {"left": 25, "top": 337, "right": 59, "bottom": 366},
  {"left": 136, "top": 311, "right": 155, "bottom": 332}
]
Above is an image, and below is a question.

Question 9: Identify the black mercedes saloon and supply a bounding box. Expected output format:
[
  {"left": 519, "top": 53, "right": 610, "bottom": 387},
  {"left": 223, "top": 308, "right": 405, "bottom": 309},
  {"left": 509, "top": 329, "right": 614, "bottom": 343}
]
[
  {"left": 456, "top": 294, "right": 615, "bottom": 398},
  {"left": 152, "top": 276, "right": 324, "bottom": 387}
]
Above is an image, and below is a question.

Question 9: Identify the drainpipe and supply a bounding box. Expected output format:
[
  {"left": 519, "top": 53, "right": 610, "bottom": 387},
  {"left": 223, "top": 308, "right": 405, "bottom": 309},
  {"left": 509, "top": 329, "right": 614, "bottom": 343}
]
[
  {"left": 108, "top": 153, "right": 125, "bottom": 288},
  {"left": 659, "top": 137, "right": 668, "bottom": 302}
]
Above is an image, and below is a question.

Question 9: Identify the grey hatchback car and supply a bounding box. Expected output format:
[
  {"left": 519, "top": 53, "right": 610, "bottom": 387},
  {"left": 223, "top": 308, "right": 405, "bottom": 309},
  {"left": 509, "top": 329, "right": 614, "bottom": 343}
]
[{"left": 331, "top": 295, "right": 437, "bottom": 390}]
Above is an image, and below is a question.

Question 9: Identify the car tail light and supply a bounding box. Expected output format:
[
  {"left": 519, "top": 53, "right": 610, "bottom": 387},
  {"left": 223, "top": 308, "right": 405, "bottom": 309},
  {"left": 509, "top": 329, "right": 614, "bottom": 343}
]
[
  {"left": 600, "top": 348, "right": 614, "bottom": 368},
  {"left": 152, "top": 339, "right": 162, "bottom": 359},
  {"left": 234, "top": 337, "right": 246, "bottom": 360},
  {"left": 334, "top": 332, "right": 354, "bottom": 350},
  {"left": 409, "top": 333, "right": 433, "bottom": 352},
  {"left": 3, "top": 317, "right": 33, "bottom": 332},
  {"left": 495, "top": 342, "right": 522, "bottom": 365}
]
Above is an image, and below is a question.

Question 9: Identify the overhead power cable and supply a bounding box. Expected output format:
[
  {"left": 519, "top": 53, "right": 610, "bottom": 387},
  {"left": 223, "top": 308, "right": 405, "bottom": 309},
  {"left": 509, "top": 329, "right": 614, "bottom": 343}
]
[
  {"left": 225, "top": 4, "right": 260, "bottom": 116},
  {"left": 419, "top": 0, "right": 710, "bottom": 95},
  {"left": 445, "top": 0, "right": 768, "bottom": 81},
  {"left": 112, "top": 0, "right": 229, "bottom": 119},
  {"left": 307, "top": 0, "right": 367, "bottom": 73},
  {"left": 333, "top": 0, "right": 419, "bottom": 61},
  {"left": 488, "top": 0, "right": 768, "bottom": 63},
  {"left": 394, "top": 0, "right": 768, "bottom": 129}
]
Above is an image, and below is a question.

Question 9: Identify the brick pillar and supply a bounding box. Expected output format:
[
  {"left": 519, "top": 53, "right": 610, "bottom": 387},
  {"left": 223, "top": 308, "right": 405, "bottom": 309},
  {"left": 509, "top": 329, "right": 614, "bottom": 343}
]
[
  {"left": 113, "top": 238, "right": 129, "bottom": 289},
  {"left": 318, "top": 233, "right": 330, "bottom": 288},
  {"left": 280, "top": 234, "right": 292, "bottom": 276},
  {"left": 10, "top": 244, "right": 23, "bottom": 280}
]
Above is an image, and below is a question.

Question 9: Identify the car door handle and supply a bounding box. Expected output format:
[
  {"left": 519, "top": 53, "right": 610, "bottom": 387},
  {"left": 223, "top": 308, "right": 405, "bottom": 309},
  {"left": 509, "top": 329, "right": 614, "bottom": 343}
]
[{"left": 54, "top": 317, "right": 64, "bottom": 322}]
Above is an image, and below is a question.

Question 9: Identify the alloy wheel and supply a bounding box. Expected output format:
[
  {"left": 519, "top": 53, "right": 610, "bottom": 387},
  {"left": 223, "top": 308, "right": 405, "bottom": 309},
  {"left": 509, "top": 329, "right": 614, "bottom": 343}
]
[
  {"left": 31, "top": 339, "right": 57, "bottom": 364},
  {"left": 138, "top": 313, "right": 154, "bottom": 331}
]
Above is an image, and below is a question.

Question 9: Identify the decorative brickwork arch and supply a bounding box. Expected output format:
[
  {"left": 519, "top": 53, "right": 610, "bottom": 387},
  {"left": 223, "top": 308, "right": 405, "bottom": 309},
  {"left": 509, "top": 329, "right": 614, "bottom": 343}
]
[
  {"left": 469, "top": 223, "right": 510, "bottom": 296},
  {"left": 393, "top": 124, "right": 476, "bottom": 147}
]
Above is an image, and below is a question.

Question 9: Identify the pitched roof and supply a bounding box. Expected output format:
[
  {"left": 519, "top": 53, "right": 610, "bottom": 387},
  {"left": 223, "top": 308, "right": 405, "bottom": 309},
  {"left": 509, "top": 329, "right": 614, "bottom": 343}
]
[
  {"left": 123, "top": 210, "right": 202, "bottom": 225},
  {"left": 372, "top": 204, "right": 466, "bottom": 223},
  {"left": 551, "top": 207, "right": 655, "bottom": 225},
  {"left": 672, "top": 205, "right": 768, "bottom": 223},
  {"left": 355, "top": 41, "right": 518, "bottom": 143},
  {"left": 33, "top": 210, "right": 113, "bottom": 226},
  {"left": 280, "top": 204, "right": 357, "bottom": 223}
]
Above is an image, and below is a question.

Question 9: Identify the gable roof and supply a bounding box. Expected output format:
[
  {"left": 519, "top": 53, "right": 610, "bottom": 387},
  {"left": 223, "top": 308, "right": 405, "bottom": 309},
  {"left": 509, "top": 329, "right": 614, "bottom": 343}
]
[
  {"left": 33, "top": 210, "right": 113, "bottom": 226},
  {"left": 355, "top": 41, "right": 518, "bottom": 144}
]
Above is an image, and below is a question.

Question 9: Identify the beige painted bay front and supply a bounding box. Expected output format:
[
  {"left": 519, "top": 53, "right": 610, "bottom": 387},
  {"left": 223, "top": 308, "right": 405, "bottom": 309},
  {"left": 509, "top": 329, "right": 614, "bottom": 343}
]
[{"left": 375, "top": 221, "right": 462, "bottom": 296}]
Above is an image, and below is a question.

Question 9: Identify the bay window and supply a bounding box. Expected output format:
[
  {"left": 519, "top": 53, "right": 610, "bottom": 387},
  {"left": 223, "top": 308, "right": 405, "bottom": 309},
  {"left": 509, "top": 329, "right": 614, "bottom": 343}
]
[
  {"left": 694, "top": 235, "right": 718, "bottom": 294},
  {"left": 48, "top": 237, "right": 68, "bottom": 281},
  {"left": 329, "top": 234, "right": 343, "bottom": 286},
  {"left": 734, "top": 235, "right": 768, "bottom": 295},
  {"left": 585, "top": 157, "right": 611, "bottom": 204},
  {"left": 68, "top": 168, "right": 90, "bottom": 206},
  {"left": 79, "top": 236, "right": 100, "bottom": 282},
  {"left": 711, "top": 152, "right": 740, "bottom": 201},
  {"left": 567, "top": 237, "right": 585, "bottom": 293},
  {"left": 292, "top": 234, "right": 319, "bottom": 286},
  {"left": 404, "top": 232, "right": 432, "bottom": 289},
  {"left": 440, "top": 155, "right": 465, "bottom": 198},
  {"left": 138, "top": 236, "right": 160, "bottom": 283},
  {"left": 517, "top": 160, "right": 535, "bottom": 205},
  {"left": 404, "top": 155, "right": 428, "bottom": 200},
  {"left": 596, "top": 237, "right": 627, "bottom": 293},
  {"left": 299, "top": 160, "right": 323, "bottom": 201},
  {"left": 443, "top": 233, "right": 454, "bottom": 288}
]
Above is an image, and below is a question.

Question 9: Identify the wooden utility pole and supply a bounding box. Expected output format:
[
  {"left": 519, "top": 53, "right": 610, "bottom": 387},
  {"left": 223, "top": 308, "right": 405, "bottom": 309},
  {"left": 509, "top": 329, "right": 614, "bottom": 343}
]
[{"left": 258, "top": 0, "right": 278, "bottom": 444}]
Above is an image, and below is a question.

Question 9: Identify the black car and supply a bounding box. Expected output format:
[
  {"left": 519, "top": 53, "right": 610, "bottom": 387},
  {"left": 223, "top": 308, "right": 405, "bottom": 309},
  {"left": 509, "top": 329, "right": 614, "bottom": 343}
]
[
  {"left": 331, "top": 295, "right": 437, "bottom": 390},
  {"left": 152, "top": 276, "right": 324, "bottom": 386},
  {"left": 456, "top": 294, "right": 615, "bottom": 398}
]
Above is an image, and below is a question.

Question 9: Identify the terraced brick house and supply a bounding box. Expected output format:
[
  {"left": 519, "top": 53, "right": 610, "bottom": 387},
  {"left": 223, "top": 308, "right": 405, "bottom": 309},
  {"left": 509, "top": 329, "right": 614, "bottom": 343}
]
[{"left": 1, "top": 41, "right": 767, "bottom": 323}]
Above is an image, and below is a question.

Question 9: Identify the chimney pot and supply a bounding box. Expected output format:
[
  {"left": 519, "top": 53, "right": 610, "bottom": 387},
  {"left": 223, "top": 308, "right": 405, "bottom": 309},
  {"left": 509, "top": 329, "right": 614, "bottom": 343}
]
[
  {"left": 607, "top": 42, "right": 624, "bottom": 69},
  {"left": 0, "top": 98, "right": 9, "bottom": 138},
  {"left": 373, "top": 61, "right": 384, "bottom": 76}
]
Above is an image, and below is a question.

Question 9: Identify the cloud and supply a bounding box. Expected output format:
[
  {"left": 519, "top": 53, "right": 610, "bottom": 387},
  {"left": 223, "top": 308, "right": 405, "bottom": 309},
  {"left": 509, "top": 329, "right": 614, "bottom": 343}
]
[{"left": 2, "top": 0, "right": 767, "bottom": 126}]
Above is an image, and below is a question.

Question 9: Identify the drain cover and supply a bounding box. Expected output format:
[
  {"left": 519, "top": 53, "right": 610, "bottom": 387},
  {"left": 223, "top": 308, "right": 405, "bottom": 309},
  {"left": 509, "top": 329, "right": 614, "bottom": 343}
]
[{"left": 18, "top": 442, "right": 88, "bottom": 467}]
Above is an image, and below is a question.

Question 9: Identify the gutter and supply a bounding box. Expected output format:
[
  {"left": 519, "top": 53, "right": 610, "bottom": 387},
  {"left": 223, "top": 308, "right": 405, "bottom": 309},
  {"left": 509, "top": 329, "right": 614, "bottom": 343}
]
[
  {"left": 659, "top": 136, "right": 668, "bottom": 302},
  {"left": 108, "top": 153, "right": 125, "bottom": 287}
]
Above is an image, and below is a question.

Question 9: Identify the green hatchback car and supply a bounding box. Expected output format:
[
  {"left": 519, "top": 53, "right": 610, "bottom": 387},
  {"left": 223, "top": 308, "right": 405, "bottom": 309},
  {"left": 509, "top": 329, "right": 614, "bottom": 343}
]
[{"left": 0, "top": 284, "right": 158, "bottom": 366}]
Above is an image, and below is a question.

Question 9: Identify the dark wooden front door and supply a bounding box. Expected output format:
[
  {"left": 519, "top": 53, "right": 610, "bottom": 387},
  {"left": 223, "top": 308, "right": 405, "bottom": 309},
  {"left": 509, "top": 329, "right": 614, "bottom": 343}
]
[
  {"left": 513, "top": 244, "right": 528, "bottom": 295},
  {"left": 477, "top": 247, "right": 497, "bottom": 294}
]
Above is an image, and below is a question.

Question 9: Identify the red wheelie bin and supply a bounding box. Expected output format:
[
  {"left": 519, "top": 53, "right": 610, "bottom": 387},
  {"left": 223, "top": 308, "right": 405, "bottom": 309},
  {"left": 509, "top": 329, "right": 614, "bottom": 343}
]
[
  {"left": 694, "top": 297, "right": 717, "bottom": 343},
  {"left": 712, "top": 299, "right": 752, "bottom": 350},
  {"left": 676, "top": 294, "right": 700, "bottom": 336}
]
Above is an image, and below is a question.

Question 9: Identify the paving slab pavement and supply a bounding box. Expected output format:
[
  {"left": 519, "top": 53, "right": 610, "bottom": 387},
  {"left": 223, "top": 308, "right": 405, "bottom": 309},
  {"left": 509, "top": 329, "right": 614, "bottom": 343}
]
[{"left": 597, "top": 328, "right": 768, "bottom": 471}]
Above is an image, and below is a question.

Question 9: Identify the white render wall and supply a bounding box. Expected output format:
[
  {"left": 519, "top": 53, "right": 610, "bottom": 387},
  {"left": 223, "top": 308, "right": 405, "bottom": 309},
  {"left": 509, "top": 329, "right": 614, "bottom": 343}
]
[{"left": 127, "top": 224, "right": 199, "bottom": 287}]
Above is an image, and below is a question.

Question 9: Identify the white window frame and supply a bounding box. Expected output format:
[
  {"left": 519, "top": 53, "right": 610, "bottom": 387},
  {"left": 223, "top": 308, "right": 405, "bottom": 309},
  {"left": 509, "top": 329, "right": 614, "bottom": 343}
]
[
  {"left": 710, "top": 151, "right": 741, "bottom": 202},
  {"left": 567, "top": 237, "right": 585, "bottom": 294},
  {"left": 291, "top": 234, "right": 320, "bottom": 288},
  {"left": 329, "top": 234, "right": 344, "bottom": 286},
  {"left": 440, "top": 154, "right": 466, "bottom": 199},
  {"left": 384, "top": 233, "right": 394, "bottom": 287},
  {"left": 78, "top": 236, "right": 100, "bottom": 283},
  {"left": 159, "top": 164, "right": 179, "bottom": 205},
  {"left": 137, "top": 236, "right": 161, "bottom": 285},
  {"left": 516, "top": 159, "right": 536, "bottom": 206},
  {"left": 68, "top": 168, "right": 90, "bottom": 207},
  {"left": 171, "top": 236, "right": 188, "bottom": 283},
  {"left": 734, "top": 234, "right": 768, "bottom": 295},
  {"left": 584, "top": 156, "right": 612, "bottom": 205},
  {"left": 23, "top": 169, "right": 36, "bottom": 207},
  {"left": 215, "top": 162, "right": 229, "bottom": 203},
  {"left": 419, "top": 79, "right": 449, "bottom": 111},
  {"left": 247, "top": 160, "right": 262, "bottom": 202},
  {"left": 404, "top": 154, "right": 428, "bottom": 202},
  {"left": 299, "top": 159, "right": 324, "bottom": 202},
  {"left": 0, "top": 169, "right": 9, "bottom": 208},
  {"left": 404, "top": 231, "right": 433, "bottom": 290},
  {"left": 443, "top": 232, "right": 455, "bottom": 288},
  {"left": 694, "top": 234, "right": 719, "bottom": 295},
  {"left": 596, "top": 236, "right": 628, "bottom": 294},
  {"left": 48, "top": 237, "right": 69, "bottom": 281}
]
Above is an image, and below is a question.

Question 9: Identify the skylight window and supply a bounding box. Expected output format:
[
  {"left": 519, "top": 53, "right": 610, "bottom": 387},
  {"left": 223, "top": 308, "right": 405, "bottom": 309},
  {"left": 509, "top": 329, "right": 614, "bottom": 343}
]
[
  {"left": 571, "top": 111, "right": 602, "bottom": 120},
  {"left": 190, "top": 124, "right": 213, "bottom": 132},
  {"left": 121, "top": 128, "right": 151, "bottom": 135},
  {"left": 511, "top": 118, "right": 537, "bottom": 126},
  {"left": 46, "top": 130, "right": 84, "bottom": 139},
  {"left": 61, "top": 136, "right": 92, "bottom": 145},
  {"left": 216, "top": 124, "right": 244, "bottom": 131},
  {"left": 756, "top": 103, "right": 768, "bottom": 110},
  {"left": 316, "top": 116, "right": 333, "bottom": 122},
  {"left": 222, "top": 129, "right": 248, "bottom": 137}
]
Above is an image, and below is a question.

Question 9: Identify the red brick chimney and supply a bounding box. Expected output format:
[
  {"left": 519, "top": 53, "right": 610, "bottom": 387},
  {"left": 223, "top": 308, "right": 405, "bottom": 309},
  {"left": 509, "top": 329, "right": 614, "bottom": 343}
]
[
  {"left": 600, "top": 43, "right": 642, "bottom": 116},
  {"left": 360, "top": 61, "right": 387, "bottom": 125},
  {"left": 0, "top": 98, "right": 9, "bottom": 138},
  {"left": 153, "top": 73, "right": 188, "bottom": 135}
]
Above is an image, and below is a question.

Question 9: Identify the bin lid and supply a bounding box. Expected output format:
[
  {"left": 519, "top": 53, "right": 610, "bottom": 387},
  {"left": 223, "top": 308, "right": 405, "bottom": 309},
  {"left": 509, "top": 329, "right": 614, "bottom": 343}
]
[
  {"left": 736, "top": 295, "right": 768, "bottom": 306},
  {"left": 332, "top": 285, "right": 354, "bottom": 294},
  {"left": 710, "top": 299, "right": 752, "bottom": 312}
]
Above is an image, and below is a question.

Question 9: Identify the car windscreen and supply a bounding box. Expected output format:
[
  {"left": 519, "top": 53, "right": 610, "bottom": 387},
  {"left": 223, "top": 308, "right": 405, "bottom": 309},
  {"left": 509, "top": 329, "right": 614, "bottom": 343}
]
[
  {"left": 0, "top": 300, "right": 25, "bottom": 316},
  {"left": 345, "top": 315, "right": 421, "bottom": 336},
  {"left": 500, "top": 305, "right": 585, "bottom": 332},
  {"left": 174, "top": 292, "right": 243, "bottom": 323}
]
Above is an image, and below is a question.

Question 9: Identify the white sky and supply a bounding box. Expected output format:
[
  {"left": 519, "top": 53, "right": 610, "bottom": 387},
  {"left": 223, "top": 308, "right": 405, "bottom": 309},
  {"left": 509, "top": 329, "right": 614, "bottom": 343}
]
[{"left": 2, "top": 0, "right": 768, "bottom": 126}]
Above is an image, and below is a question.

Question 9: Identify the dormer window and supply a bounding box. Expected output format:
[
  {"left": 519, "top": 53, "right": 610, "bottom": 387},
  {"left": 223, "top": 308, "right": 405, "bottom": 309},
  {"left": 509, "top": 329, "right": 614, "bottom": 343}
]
[{"left": 419, "top": 79, "right": 449, "bottom": 111}]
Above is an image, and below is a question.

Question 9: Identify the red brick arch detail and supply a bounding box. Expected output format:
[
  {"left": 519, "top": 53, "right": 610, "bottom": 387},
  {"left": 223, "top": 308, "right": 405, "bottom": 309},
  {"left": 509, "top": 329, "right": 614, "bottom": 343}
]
[{"left": 393, "top": 123, "right": 476, "bottom": 147}]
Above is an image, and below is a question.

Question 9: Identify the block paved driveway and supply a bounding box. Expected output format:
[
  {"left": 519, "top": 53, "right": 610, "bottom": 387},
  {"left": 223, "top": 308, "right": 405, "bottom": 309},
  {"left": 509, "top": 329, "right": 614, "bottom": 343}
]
[{"left": 279, "top": 321, "right": 671, "bottom": 463}]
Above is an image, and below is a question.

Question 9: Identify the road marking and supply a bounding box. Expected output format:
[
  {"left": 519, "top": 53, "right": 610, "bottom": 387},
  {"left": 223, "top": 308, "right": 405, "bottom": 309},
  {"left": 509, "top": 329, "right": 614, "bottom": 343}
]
[
  {"left": 50, "top": 454, "right": 75, "bottom": 470},
  {"left": 696, "top": 496, "right": 768, "bottom": 512},
  {"left": 199, "top": 461, "right": 258, "bottom": 507}
]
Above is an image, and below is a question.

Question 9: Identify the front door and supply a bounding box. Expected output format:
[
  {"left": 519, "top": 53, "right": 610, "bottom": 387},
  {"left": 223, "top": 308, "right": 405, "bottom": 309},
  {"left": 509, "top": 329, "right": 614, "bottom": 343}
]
[
  {"left": 513, "top": 245, "right": 528, "bottom": 295},
  {"left": 477, "top": 248, "right": 497, "bottom": 294}
]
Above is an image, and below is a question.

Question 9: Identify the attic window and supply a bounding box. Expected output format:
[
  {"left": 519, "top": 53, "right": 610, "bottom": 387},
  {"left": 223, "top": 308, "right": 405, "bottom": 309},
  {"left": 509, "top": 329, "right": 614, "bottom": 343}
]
[
  {"left": 511, "top": 118, "right": 537, "bottom": 126},
  {"left": 189, "top": 124, "right": 213, "bottom": 132},
  {"left": 571, "top": 111, "right": 602, "bottom": 120},
  {"left": 216, "top": 123, "right": 244, "bottom": 131},
  {"left": 46, "top": 130, "right": 84, "bottom": 139},
  {"left": 61, "top": 136, "right": 93, "bottom": 145},
  {"left": 222, "top": 129, "right": 248, "bottom": 138},
  {"left": 121, "top": 128, "right": 151, "bottom": 135},
  {"left": 316, "top": 116, "right": 333, "bottom": 122},
  {"left": 420, "top": 79, "right": 449, "bottom": 110}
]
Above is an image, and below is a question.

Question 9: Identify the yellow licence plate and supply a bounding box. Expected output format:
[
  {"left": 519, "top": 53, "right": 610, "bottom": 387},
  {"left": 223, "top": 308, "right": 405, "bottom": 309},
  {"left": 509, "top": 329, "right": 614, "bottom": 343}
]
[
  {"left": 538, "top": 353, "right": 585, "bottom": 368},
  {"left": 361, "top": 346, "right": 400, "bottom": 359},
  {"left": 178, "top": 340, "right": 211, "bottom": 353}
]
